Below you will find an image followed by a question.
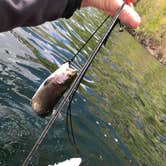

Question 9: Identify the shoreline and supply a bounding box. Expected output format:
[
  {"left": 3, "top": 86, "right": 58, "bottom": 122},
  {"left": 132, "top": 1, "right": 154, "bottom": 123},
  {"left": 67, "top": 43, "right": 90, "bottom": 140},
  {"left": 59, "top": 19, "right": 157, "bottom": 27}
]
[
  {"left": 133, "top": 0, "right": 166, "bottom": 66},
  {"left": 126, "top": 28, "right": 166, "bottom": 66}
]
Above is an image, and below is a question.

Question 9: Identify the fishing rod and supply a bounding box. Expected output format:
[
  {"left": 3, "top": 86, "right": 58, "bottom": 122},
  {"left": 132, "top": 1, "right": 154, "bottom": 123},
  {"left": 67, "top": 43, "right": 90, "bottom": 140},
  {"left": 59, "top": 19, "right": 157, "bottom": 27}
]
[{"left": 22, "top": 2, "right": 125, "bottom": 166}]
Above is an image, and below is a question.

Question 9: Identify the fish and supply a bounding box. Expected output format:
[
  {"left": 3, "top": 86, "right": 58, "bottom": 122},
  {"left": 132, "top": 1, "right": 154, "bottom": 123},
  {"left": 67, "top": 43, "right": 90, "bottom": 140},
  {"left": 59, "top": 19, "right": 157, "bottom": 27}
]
[{"left": 32, "top": 62, "right": 77, "bottom": 117}]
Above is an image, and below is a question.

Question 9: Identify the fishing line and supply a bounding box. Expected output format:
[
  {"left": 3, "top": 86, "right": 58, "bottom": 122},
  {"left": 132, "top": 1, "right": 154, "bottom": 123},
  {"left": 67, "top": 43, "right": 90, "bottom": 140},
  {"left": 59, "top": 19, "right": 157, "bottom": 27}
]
[
  {"left": 66, "top": 19, "right": 125, "bottom": 147},
  {"left": 66, "top": 97, "right": 80, "bottom": 154},
  {"left": 66, "top": 16, "right": 111, "bottom": 148},
  {"left": 66, "top": 20, "right": 124, "bottom": 148},
  {"left": 66, "top": 95, "right": 77, "bottom": 146},
  {"left": 66, "top": 82, "right": 80, "bottom": 151},
  {"left": 22, "top": 3, "right": 125, "bottom": 166},
  {"left": 69, "top": 16, "right": 110, "bottom": 63},
  {"left": 66, "top": 12, "right": 124, "bottom": 148},
  {"left": 66, "top": 15, "right": 111, "bottom": 146}
]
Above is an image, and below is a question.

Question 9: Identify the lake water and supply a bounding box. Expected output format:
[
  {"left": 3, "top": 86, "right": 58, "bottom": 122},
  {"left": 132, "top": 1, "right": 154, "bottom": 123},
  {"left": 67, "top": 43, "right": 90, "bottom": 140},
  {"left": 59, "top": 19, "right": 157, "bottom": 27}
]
[{"left": 0, "top": 9, "right": 165, "bottom": 166}]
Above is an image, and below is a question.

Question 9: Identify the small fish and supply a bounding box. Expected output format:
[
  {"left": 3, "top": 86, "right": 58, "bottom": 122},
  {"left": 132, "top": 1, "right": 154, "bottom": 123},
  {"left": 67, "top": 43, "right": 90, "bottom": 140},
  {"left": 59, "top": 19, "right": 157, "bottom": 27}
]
[{"left": 32, "top": 62, "right": 77, "bottom": 117}]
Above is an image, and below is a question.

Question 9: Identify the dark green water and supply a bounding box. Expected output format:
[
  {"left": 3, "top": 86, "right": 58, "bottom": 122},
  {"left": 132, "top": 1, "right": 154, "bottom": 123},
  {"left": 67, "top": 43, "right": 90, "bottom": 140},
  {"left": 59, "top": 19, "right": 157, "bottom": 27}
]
[{"left": 0, "top": 9, "right": 165, "bottom": 166}]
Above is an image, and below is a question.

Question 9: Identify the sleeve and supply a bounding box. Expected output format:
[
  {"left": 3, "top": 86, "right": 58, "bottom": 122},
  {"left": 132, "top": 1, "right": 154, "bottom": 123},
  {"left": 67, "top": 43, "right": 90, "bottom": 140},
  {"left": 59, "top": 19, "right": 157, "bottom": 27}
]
[{"left": 0, "top": 0, "right": 82, "bottom": 32}]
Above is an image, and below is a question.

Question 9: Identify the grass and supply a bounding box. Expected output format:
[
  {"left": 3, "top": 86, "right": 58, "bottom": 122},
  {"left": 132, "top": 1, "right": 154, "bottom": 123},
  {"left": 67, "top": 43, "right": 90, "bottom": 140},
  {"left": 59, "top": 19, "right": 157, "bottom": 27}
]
[
  {"left": 131, "top": 0, "right": 166, "bottom": 64},
  {"left": 135, "top": 0, "right": 166, "bottom": 41}
]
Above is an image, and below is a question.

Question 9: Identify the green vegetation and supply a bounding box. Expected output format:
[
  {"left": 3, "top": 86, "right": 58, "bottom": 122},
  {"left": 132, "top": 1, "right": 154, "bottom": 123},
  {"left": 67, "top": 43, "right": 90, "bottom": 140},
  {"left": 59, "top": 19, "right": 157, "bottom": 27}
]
[
  {"left": 88, "top": 29, "right": 166, "bottom": 165},
  {"left": 134, "top": 0, "right": 166, "bottom": 64},
  {"left": 136, "top": 0, "right": 166, "bottom": 40},
  {"left": 69, "top": 9, "right": 166, "bottom": 164}
]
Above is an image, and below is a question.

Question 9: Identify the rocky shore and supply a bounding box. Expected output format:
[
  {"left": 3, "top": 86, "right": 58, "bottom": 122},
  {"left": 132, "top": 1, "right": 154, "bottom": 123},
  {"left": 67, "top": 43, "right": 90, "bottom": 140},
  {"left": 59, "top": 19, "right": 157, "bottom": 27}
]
[
  {"left": 133, "top": 0, "right": 166, "bottom": 66},
  {"left": 127, "top": 28, "right": 166, "bottom": 65}
]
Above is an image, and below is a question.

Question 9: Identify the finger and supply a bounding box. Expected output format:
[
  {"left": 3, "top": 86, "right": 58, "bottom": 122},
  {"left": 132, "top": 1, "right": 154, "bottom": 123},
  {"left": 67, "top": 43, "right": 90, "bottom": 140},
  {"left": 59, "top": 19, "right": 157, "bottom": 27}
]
[
  {"left": 124, "top": 0, "right": 137, "bottom": 4},
  {"left": 119, "top": 4, "right": 141, "bottom": 28},
  {"left": 105, "top": 1, "right": 141, "bottom": 29},
  {"left": 124, "top": 0, "right": 136, "bottom": 7}
]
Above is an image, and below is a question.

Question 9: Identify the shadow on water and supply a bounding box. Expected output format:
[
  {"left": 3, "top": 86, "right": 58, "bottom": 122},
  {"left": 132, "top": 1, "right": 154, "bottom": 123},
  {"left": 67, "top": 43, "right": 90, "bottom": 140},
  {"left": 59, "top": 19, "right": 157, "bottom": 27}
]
[{"left": 0, "top": 8, "right": 165, "bottom": 166}]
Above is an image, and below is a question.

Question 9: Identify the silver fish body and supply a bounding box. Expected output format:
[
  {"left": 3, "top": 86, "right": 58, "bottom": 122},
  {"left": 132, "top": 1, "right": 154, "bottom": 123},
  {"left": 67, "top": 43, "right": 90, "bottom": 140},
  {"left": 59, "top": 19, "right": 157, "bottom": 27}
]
[{"left": 32, "top": 62, "right": 77, "bottom": 117}]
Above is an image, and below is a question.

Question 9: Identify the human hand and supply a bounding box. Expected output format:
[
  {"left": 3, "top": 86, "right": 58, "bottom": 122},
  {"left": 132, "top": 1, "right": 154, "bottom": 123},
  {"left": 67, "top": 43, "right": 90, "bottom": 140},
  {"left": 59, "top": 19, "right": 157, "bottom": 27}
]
[{"left": 81, "top": 0, "right": 141, "bottom": 29}]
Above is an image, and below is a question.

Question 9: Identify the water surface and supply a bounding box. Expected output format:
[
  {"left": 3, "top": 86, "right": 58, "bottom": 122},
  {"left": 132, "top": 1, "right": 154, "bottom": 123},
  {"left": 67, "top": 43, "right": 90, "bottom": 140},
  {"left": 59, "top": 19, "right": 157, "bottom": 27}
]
[{"left": 0, "top": 9, "right": 165, "bottom": 166}]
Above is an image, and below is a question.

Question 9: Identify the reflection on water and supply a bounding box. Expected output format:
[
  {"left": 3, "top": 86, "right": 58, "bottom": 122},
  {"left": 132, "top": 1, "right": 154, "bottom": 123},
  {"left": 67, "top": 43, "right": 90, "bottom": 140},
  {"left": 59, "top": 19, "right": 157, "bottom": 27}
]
[{"left": 0, "top": 9, "right": 166, "bottom": 166}]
